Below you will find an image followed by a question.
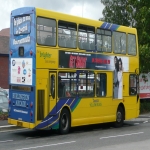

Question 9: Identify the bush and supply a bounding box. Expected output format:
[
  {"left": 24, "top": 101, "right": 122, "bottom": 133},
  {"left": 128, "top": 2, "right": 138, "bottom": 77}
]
[
  {"left": 0, "top": 112, "right": 8, "bottom": 120},
  {"left": 140, "top": 99, "right": 150, "bottom": 114}
]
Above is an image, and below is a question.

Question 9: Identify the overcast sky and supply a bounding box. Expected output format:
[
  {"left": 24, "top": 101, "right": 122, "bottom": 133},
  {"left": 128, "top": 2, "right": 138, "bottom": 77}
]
[{"left": 0, "top": 0, "right": 104, "bottom": 31}]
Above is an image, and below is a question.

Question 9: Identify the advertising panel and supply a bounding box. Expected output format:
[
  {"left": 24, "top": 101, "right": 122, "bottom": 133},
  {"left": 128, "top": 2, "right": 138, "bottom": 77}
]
[
  {"left": 59, "top": 51, "right": 129, "bottom": 99},
  {"left": 139, "top": 73, "right": 150, "bottom": 99},
  {"left": 11, "top": 58, "right": 32, "bottom": 85}
]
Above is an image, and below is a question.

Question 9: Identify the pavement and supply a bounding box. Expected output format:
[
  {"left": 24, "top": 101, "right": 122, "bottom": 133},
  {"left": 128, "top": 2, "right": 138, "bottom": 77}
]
[{"left": 0, "top": 113, "right": 150, "bottom": 131}]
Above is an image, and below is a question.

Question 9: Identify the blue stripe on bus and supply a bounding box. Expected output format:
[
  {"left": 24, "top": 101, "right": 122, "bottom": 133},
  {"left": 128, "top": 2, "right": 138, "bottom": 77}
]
[
  {"left": 35, "top": 97, "right": 81, "bottom": 129},
  {"left": 100, "top": 22, "right": 120, "bottom": 31}
]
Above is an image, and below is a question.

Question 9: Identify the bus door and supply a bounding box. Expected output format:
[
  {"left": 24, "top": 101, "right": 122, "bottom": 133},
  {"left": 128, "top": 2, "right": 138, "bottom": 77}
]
[
  {"left": 49, "top": 72, "right": 57, "bottom": 115},
  {"left": 95, "top": 72, "right": 113, "bottom": 122}
]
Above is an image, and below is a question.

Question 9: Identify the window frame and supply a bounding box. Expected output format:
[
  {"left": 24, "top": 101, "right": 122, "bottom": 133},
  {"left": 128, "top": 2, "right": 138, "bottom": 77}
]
[
  {"left": 78, "top": 24, "right": 95, "bottom": 50},
  {"left": 97, "top": 28, "right": 112, "bottom": 53},
  {"left": 129, "top": 74, "right": 137, "bottom": 96},
  {"left": 58, "top": 20, "right": 77, "bottom": 48},
  {"left": 95, "top": 73, "right": 107, "bottom": 97},
  {"left": 36, "top": 16, "right": 57, "bottom": 46},
  {"left": 113, "top": 31, "right": 127, "bottom": 54},
  {"left": 127, "top": 33, "right": 137, "bottom": 56}
]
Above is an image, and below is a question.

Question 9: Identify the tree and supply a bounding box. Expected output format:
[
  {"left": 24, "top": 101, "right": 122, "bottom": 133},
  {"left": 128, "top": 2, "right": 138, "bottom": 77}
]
[
  {"left": 100, "top": 0, "right": 134, "bottom": 26},
  {"left": 101, "top": 0, "right": 150, "bottom": 73},
  {"left": 129, "top": 0, "right": 150, "bottom": 46}
]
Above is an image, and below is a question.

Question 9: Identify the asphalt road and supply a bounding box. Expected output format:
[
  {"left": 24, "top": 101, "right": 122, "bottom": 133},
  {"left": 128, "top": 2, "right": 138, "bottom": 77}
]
[{"left": 0, "top": 119, "right": 150, "bottom": 150}]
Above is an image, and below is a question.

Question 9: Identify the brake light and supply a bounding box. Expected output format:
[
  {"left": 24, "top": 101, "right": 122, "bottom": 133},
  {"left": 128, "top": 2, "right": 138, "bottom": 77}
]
[
  {"left": 30, "top": 102, "right": 33, "bottom": 107},
  {"left": 30, "top": 111, "right": 33, "bottom": 116},
  {"left": 30, "top": 50, "right": 33, "bottom": 56},
  {"left": 9, "top": 99, "right": 11, "bottom": 104},
  {"left": 10, "top": 51, "right": 12, "bottom": 56}
]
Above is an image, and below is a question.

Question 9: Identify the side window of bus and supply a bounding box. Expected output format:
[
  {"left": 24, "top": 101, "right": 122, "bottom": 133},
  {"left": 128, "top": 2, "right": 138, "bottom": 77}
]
[
  {"left": 96, "top": 73, "right": 107, "bottom": 97},
  {"left": 128, "top": 34, "right": 136, "bottom": 55},
  {"left": 113, "top": 31, "right": 126, "bottom": 54},
  {"left": 58, "top": 21, "right": 77, "bottom": 48},
  {"left": 50, "top": 75, "right": 55, "bottom": 99},
  {"left": 129, "top": 74, "right": 137, "bottom": 95},
  {"left": 58, "top": 72, "right": 76, "bottom": 98},
  {"left": 78, "top": 72, "right": 95, "bottom": 97},
  {"left": 37, "top": 17, "right": 56, "bottom": 46},
  {"left": 97, "top": 29, "right": 112, "bottom": 52},
  {"left": 78, "top": 25, "right": 95, "bottom": 51}
]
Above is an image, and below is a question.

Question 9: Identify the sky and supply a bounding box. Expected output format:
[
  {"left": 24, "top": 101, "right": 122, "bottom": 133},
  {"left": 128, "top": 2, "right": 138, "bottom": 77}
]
[{"left": 0, "top": 0, "right": 104, "bottom": 31}]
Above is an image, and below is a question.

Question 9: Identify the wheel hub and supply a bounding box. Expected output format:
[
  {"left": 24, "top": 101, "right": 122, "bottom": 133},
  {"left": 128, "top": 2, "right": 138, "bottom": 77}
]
[{"left": 117, "top": 111, "right": 122, "bottom": 122}]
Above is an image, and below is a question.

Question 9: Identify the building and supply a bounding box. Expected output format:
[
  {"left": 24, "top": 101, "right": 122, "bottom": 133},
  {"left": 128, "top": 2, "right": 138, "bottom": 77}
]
[{"left": 0, "top": 28, "right": 9, "bottom": 89}]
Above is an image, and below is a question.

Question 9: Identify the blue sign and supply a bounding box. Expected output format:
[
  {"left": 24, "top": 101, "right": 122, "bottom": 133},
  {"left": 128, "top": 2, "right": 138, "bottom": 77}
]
[{"left": 13, "top": 15, "right": 31, "bottom": 35}]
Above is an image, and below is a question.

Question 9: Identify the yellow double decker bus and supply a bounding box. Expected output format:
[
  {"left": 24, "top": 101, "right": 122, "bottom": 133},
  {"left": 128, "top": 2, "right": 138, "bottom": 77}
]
[{"left": 8, "top": 7, "right": 139, "bottom": 134}]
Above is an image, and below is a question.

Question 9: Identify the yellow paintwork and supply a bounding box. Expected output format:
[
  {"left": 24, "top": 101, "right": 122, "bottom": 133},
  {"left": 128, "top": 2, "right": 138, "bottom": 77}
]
[
  {"left": 9, "top": 7, "right": 139, "bottom": 129},
  {"left": 35, "top": 7, "right": 139, "bottom": 127},
  {"left": 36, "top": 48, "right": 58, "bottom": 69},
  {"left": 8, "top": 118, "right": 35, "bottom": 129}
]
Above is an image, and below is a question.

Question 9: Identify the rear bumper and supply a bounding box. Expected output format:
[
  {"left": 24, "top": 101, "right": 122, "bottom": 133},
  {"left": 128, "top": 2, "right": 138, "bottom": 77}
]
[{"left": 8, "top": 118, "right": 35, "bottom": 129}]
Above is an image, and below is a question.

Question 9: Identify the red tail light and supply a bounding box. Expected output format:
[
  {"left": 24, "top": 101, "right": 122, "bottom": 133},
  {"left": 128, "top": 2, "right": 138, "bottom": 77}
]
[
  {"left": 10, "top": 51, "right": 12, "bottom": 56},
  {"left": 30, "top": 50, "right": 33, "bottom": 56},
  {"left": 30, "top": 102, "right": 33, "bottom": 107},
  {"left": 9, "top": 99, "right": 11, "bottom": 104},
  {"left": 30, "top": 111, "right": 33, "bottom": 116}
]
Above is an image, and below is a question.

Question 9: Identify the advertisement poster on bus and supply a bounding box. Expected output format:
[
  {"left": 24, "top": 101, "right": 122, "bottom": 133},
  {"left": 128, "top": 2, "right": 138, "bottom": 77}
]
[
  {"left": 10, "top": 58, "right": 32, "bottom": 85},
  {"left": 59, "top": 51, "right": 129, "bottom": 71},
  {"left": 59, "top": 51, "right": 129, "bottom": 99},
  {"left": 139, "top": 73, "right": 150, "bottom": 99}
]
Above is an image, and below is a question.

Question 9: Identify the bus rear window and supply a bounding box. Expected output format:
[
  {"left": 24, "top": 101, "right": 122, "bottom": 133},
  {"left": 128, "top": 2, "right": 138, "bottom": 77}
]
[{"left": 13, "top": 15, "right": 31, "bottom": 35}]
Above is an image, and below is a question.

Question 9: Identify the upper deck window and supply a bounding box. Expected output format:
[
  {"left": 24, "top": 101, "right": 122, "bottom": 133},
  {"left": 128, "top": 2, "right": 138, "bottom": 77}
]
[
  {"left": 37, "top": 17, "right": 56, "bottom": 46},
  {"left": 128, "top": 34, "right": 136, "bottom": 55},
  {"left": 78, "top": 25, "right": 95, "bottom": 50},
  {"left": 13, "top": 15, "right": 31, "bottom": 35},
  {"left": 97, "top": 29, "right": 112, "bottom": 52},
  {"left": 113, "top": 31, "right": 126, "bottom": 54},
  {"left": 58, "top": 21, "right": 77, "bottom": 48}
]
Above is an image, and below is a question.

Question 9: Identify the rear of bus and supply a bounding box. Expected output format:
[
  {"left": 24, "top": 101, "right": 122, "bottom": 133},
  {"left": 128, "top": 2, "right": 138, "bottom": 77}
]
[{"left": 8, "top": 7, "right": 36, "bottom": 128}]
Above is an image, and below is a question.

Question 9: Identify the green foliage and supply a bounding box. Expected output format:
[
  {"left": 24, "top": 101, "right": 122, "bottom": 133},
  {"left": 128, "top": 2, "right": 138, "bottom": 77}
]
[
  {"left": 140, "top": 101, "right": 150, "bottom": 114},
  {"left": 100, "top": 0, "right": 133, "bottom": 26},
  {"left": 0, "top": 112, "right": 8, "bottom": 120},
  {"left": 139, "top": 45, "right": 150, "bottom": 73},
  {"left": 129, "top": 0, "right": 150, "bottom": 46}
]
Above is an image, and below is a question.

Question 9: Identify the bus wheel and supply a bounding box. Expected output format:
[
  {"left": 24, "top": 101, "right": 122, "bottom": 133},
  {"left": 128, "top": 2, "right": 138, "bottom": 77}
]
[
  {"left": 114, "top": 106, "right": 124, "bottom": 128},
  {"left": 59, "top": 108, "right": 70, "bottom": 134}
]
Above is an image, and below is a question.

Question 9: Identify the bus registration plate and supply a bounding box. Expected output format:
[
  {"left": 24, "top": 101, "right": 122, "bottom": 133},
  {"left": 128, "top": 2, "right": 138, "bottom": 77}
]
[{"left": 17, "top": 121, "right": 22, "bottom": 127}]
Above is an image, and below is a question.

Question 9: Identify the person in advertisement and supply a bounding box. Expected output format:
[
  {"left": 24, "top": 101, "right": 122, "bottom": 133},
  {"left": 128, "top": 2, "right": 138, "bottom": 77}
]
[
  {"left": 117, "top": 58, "right": 123, "bottom": 99},
  {"left": 113, "top": 56, "right": 119, "bottom": 98}
]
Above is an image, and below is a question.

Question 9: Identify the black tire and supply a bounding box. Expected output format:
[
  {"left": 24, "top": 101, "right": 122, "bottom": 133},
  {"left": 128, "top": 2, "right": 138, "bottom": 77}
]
[
  {"left": 114, "top": 106, "right": 124, "bottom": 128},
  {"left": 59, "top": 108, "right": 70, "bottom": 134}
]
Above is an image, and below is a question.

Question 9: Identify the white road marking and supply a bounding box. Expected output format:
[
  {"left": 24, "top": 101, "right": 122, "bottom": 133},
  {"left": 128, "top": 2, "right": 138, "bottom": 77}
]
[
  {"left": 0, "top": 128, "right": 28, "bottom": 133},
  {"left": 26, "top": 136, "right": 40, "bottom": 139},
  {"left": 15, "top": 141, "right": 76, "bottom": 150},
  {"left": 0, "top": 125, "right": 15, "bottom": 128},
  {"left": 143, "top": 121, "right": 148, "bottom": 123},
  {"left": 0, "top": 140, "right": 13, "bottom": 143},
  {"left": 100, "top": 132, "right": 144, "bottom": 139},
  {"left": 134, "top": 123, "right": 139, "bottom": 125}
]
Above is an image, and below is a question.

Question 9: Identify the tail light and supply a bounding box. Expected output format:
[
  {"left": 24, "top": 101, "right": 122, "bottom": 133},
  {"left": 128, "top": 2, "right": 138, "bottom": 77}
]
[
  {"left": 30, "top": 50, "right": 33, "bottom": 56},
  {"left": 10, "top": 51, "right": 12, "bottom": 56},
  {"left": 30, "top": 102, "right": 33, "bottom": 108},
  {"left": 9, "top": 99, "right": 11, "bottom": 104},
  {"left": 30, "top": 111, "right": 33, "bottom": 116}
]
